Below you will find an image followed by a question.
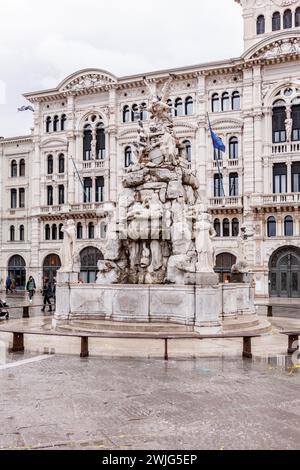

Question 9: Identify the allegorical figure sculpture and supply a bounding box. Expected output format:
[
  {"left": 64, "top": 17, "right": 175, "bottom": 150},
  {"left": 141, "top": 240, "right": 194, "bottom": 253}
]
[
  {"left": 60, "top": 219, "right": 77, "bottom": 272},
  {"left": 195, "top": 211, "right": 216, "bottom": 273}
]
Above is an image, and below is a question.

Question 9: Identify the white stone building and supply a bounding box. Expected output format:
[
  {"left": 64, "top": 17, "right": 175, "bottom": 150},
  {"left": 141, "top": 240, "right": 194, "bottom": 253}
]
[{"left": 1, "top": 0, "right": 300, "bottom": 298}]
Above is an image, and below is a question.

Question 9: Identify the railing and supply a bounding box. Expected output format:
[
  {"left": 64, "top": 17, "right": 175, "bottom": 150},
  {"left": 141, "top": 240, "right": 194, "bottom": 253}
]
[
  {"left": 272, "top": 142, "right": 300, "bottom": 154},
  {"left": 40, "top": 205, "right": 62, "bottom": 213},
  {"left": 70, "top": 202, "right": 104, "bottom": 212},
  {"left": 251, "top": 193, "right": 300, "bottom": 206},
  {"left": 208, "top": 196, "right": 243, "bottom": 207},
  {"left": 212, "top": 159, "right": 239, "bottom": 169},
  {"left": 82, "top": 160, "right": 105, "bottom": 170}
]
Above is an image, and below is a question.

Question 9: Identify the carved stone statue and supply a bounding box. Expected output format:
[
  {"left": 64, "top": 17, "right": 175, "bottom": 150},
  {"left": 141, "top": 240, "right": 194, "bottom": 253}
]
[
  {"left": 194, "top": 211, "right": 216, "bottom": 272},
  {"left": 60, "top": 219, "right": 77, "bottom": 272},
  {"left": 285, "top": 116, "right": 293, "bottom": 142},
  {"left": 96, "top": 260, "right": 121, "bottom": 285}
]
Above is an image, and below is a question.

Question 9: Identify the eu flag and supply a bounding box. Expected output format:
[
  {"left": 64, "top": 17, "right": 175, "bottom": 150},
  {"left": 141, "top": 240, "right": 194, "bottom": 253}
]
[{"left": 208, "top": 121, "right": 226, "bottom": 153}]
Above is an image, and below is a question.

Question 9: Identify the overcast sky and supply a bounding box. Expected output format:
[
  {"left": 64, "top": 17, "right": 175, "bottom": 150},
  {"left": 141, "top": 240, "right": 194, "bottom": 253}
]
[{"left": 0, "top": 0, "right": 243, "bottom": 137}]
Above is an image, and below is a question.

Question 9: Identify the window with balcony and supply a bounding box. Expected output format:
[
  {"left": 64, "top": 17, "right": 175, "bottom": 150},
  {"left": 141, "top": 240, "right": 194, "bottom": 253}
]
[
  {"left": 47, "top": 155, "right": 53, "bottom": 175},
  {"left": 83, "top": 124, "right": 92, "bottom": 161},
  {"left": 284, "top": 216, "right": 293, "bottom": 237},
  {"left": 124, "top": 146, "right": 132, "bottom": 168},
  {"left": 273, "top": 163, "right": 287, "bottom": 193},
  {"left": 283, "top": 9, "right": 292, "bottom": 29},
  {"left": 229, "top": 173, "right": 239, "bottom": 196},
  {"left": 232, "top": 218, "right": 239, "bottom": 237},
  {"left": 223, "top": 218, "right": 230, "bottom": 237},
  {"left": 95, "top": 176, "right": 104, "bottom": 203},
  {"left": 229, "top": 137, "right": 238, "bottom": 159},
  {"left": 267, "top": 217, "right": 276, "bottom": 237},
  {"left": 96, "top": 123, "right": 105, "bottom": 160},
  {"left": 47, "top": 186, "right": 53, "bottom": 206},
  {"left": 58, "top": 185, "right": 65, "bottom": 205},
  {"left": 272, "top": 102, "right": 286, "bottom": 143},
  {"left": 214, "top": 174, "right": 223, "bottom": 197},
  {"left": 292, "top": 162, "right": 300, "bottom": 192},
  {"left": 10, "top": 225, "right": 15, "bottom": 242},
  {"left": 19, "top": 188, "right": 25, "bottom": 208},
  {"left": 292, "top": 104, "right": 300, "bottom": 141},
  {"left": 272, "top": 11, "right": 281, "bottom": 31},
  {"left": 214, "top": 149, "right": 223, "bottom": 161},
  {"left": 11, "top": 160, "right": 17, "bottom": 178},
  {"left": 11, "top": 189, "right": 17, "bottom": 209},
  {"left": 256, "top": 15, "right": 265, "bottom": 34},
  {"left": 214, "top": 218, "right": 221, "bottom": 237},
  {"left": 83, "top": 177, "right": 92, "bottom": 203},
  {"left": 19, "top": 159, "right": 25, "bottom": 177}
]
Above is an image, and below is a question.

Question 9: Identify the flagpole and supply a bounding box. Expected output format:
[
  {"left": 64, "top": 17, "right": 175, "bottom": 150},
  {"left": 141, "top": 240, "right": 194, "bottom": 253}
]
[
  {"left": 207, "top": 113, "right": 226, "bottom": 200},
  {"left": 67, "top": 141, "right": 88, "bottom": 202}
]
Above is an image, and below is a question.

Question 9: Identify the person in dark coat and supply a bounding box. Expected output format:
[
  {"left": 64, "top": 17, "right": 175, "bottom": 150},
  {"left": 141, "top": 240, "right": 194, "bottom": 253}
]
[
  {"left": 5, "top": 276, "right": 12, "bottom": 294},
  {"left": 26, "top": 276, "right": 36, "bottom": 302},
  {"left": 41, "top": 277, "right": 52, "bottom": 312}
]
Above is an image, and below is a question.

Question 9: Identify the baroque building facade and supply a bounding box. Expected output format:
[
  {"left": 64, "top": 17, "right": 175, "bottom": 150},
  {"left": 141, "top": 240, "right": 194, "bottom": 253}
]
[{"left": 1, "top": 0, "right": 300, "bottom": 298}]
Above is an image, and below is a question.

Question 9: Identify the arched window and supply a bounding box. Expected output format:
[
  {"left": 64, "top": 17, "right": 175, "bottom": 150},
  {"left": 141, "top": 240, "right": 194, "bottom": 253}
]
[
  {"left": 96, "top": 176, "right": 105, "bottom": 203},
  {"left": 292, "top": 103, "right": 300, "bottom": 141},
  {"left": 183, "top": 140, "right": 192, "bottom": 162},
  {"left": 124, "top": 146, "right": 132, "bottom": 168},
  {"left": 59, "top": 224, "right": 64, "bottom": 240},
  {"left": 47, "top": 186, "right": 53, "bottom": 206},
  {"left": 58, "top": 154, "right": 65, "bottom": 173},
  {"left": 214, "top": 219, "right": 221, "bottom": 237},
  {"left": 123, "top": 105, "right": 130, "bottom": 123},
  {"left": 214, "top": 252, "right": 237, "bottom": 283},
  {"left": 283, "top": 9, "right": 292, "bottom": 29},
  {"left": 83, "top": 124, "right": 92, "bottom": 161},
  {"left": 11, "top": 189, "right": 17, "bottom": 209},
  {"left": 45, "top": 224, "right": 51, "bottom": 240},
  {"left": 232, "top": 218, "right": 239, "bottom": 237},
  {"left": 229, "top": 137, "right": 238, "bottom": 159},
  {"left": 11, "top": 160, "right": 17, "bottom": 177},
  {"left": 96, "top": 122, "right": 105, "bottom": 160},
  {"left": 61, "top": 114, "right": 67, "bottom": 131},
  {"left": 296, "top": 7, "right": 300, "bottom": 27},
  {"left": 8, "top": 255, "right": 26, "bottom": 289},
  {"left": 272, "top": 11, "right": 281, "bottom": 31},
  {"left": 46, "top": 116, "right": 52, "bottom": 133},
  {"left": 19, "top": 159, "right": 25, "bottom": 177},
  {"left": 10, "top": 226, "right": 15, "bottom": 242},
  {"left": 174, "top": 98, "right": 183, "bottom": 117},
  {"left": 88, "top": 222, "right": 94, "bottom": 239},
  {"left": 47, "top": 155, "right": 53, "bottom": 175},
  {"left": 52, "top": 224, "right": 57, "bottom": 240},
  {"left": 256, "top": 15, "right": 265, "bottom": 34},
  {"left": 131, "top": 104, "right": 139, "bottom": 122},
  {"left": 284, "top": 216, "right": 293, "bottom": 236},
  {"left": 232, "top": 91, "right": 240, "bottom": 111},
  {"left": 83, "top": 177, "right": 92, "bottom": 203},
  {"left": 167, "top": 99, "right": 173, "bottom": 116},
  {"left": 19, "top": 225, "right": 25, "bottom": 241},
  {"left": 80, "top": 247, "right": 103, "bottom": 284},
  {"left": 100, "top": 223, "right": 107, "bottom": 239},
  {"left": 185, "top": 96, "right": 193, "bottom": 116},
  {"left": 221, "top": 92, "right": 230, "bottom": 112},
  {"left": 140, "top": 103, "right": 147, "bottom": 121},
  {"left": 272, "top": 102, "right": 286, "bottom": 143},
  {"left": 229, "top": 173, "right": 239, "bottom": 197},
  {"left": 223, "top": 219, "right": 230, "bottom": 237},
  {"left": 214, "top": 174, "right": 223, "bottom": 197},
  {"left": 53, "top": 115, "right": 59, "bottom": 132},
  {"left": 77, "top": 222, "right": 83, "bottom": 239},
  {"left": 43, "top": 254, "right": 61, "bottom": 283},
  {"left": 212, "top": 93, "right": 220, "bottom": 113},
  {"left": 267, "top": 217, "right": 276, "bottom": 237}
]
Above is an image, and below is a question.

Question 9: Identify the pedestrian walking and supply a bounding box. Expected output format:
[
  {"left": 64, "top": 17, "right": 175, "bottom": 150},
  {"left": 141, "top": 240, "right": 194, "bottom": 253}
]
[
  {"left": 41, "top": 277, "right": 53, "bottom": 312},
  {"left": 26, "top": 276, "right": 36, "bottom": 303},
  {"left": 5, "top": 276, "right": 12, "bottom": 294},
  {"left": 52, "top": 276, "right": 57, "bottom": 305}
]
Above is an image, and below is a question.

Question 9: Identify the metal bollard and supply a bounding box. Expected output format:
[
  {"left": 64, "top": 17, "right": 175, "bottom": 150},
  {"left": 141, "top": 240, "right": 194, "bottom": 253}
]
[{"left": 22, "top": 306, "right": 29, "bottom": 318}]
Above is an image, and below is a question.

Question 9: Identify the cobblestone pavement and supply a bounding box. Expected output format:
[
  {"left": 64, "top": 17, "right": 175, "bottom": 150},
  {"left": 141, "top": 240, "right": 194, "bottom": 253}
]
[{"left": 0, "top": 354, "right": 299, "bottom": 450}]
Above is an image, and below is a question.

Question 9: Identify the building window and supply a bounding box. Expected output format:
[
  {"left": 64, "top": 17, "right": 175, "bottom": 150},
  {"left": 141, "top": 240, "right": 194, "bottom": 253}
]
[
  {"left": 10, "top": 225, "right": 15, "bottom": 242},
  {"left": 183, "top": 140, "right": 192, "bottom": 162},
  {"left": 59, "top": 224, "right": 64, "bottom": 240},
  {"left": 232, "top": 91, "right": 240, "bottom": 111},
  {"left": 88, "top": 222, "right": 95, "bottom": 239},
  {"left": 131, "top": 104, "right": 139, "bottom": 122},
  {"left": 272, "top": 11, "right": 281, "bottom": 31},
  {"left": 11, "top": 160, "right": 17, "bottom": 178},
  {"left": 296, "top": 7, "right": 300, "bottom": 27},
  {"left": 174, "top": 98, "right": 183, "bottom": 117},
  {"left": 11, "top": 189, "right": 17, "bottom": 209},
  {"left": 221, "top": 92, "right": 230, "bottom": 112},
  {"left": 80, "top": 246, "right": 103, "bottom": 284},
  {"left": 123, "top": 105, "right": 130, "bottom": 123},
  {"left": 140, "top": 103, "right": 147, "bottom": 121},
  {"left": 292, "top": 104, "right": 300, "bottom": 141},
  {"left": 19, "top": 225, "right": 25, "bottom": 241},
  {"left": 83, "top": 177, "right": 92, "bottom": 203},
  {"left": 223, "top": 218, "right": 230, "bottom": 237},
  {"left": 229, "top": 173, "right": 239, "bottom": 196},
  {"left": 19, "top": 159, "right": 25, "bottom": 177},
  {"left": 185, "top": 96, "right": 193, "bottom": 115},
  {"left": 232, "top": 218, "right": 239, "bottom": 237},
  {"left": 47, "top": 155, "right": 53, "bottom": 175},
  {"left": 100, "top": 222, "right": 107, "bottom": 239},
  {"left": 46, "top": 116, "right": 52, "bottom": 133},
  {"left": 267, "top": 217, "right": 276, "bottom": 237},
  {"left": 77, "top": 222, "right": 83, "bottom": 239},
  {"left": 58, "top": 154, "right": 65, "bottom": 173},
  {"left": 283, "top": 9, "right": 292, "bottom": 29},
  {"left": 96, "top": 176, "right": 105, "bottom": 203},
  {"left": 61, "top": 114, "right": 67, "bottom": 131},
  {"left": 83, "top": 124, "right": 92, "bottom": 161},
  {"left": 58, "top": 185, "right": 65, "bottom": 205},
  {"left": 214, "top": 174, "right": 223, "bottom": 197},
  {"left": 19, "top": 188, "right": 25, "bottom": 208},
  {"left": 212, "top": 93, "right": 220, "bottom": 113},
  {"left": 96, "top": 122, "right": 105, "bottom": 159},
  {"left": 52, "top": 224, "right": 57, "bottom": 240},
  {"left": 214, "top": 219, "right": 221, "bottom": 237},
  {"left": 53, "top": 115, "right": 59, "bottom": 132},
  {"left": 272, "top": 102, "right": 286, "bottom": 143},
  {"left": 47, "top": 186, "right": 53, "bottom": 206},
  {"left": 256, "top": 15, "right": 265, "bottom": 34},
  {"left": 124, "top": 146, "right": 132, "bottom": 168},
  {"left": 273, "top": 163, "right": 287, "bottom": 194},
  {"left": 292, "top": 162, "right": 300, "bottom": 192},
  {"left": 284, "top": 216, "right": 293, "bottom": 237},
  {"left": 214, "top": 148, "right": 223, "bottom": 161},
  {"left": 229, "top": 137, "right": 238, "bottom": 159},
  {"left": 45, "top": 224, "right": 51, "bottom": 240}
]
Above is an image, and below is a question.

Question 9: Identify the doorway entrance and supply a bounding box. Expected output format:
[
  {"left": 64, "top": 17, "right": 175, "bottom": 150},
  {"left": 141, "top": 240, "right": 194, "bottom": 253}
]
[{"left": 269, "top": 246, "right": 300, "bottom": 298}]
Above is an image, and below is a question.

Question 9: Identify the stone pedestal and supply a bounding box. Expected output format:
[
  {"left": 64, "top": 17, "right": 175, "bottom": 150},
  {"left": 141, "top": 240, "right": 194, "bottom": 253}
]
[
  {"left": 194, "top": 286, "right": 222, "bottom": 334},
  {"left": 54, "top": 271, "right": 78, "bottom": 322},
  {"left": 195, "top": 271, "right": 219, "bottom": 287}
]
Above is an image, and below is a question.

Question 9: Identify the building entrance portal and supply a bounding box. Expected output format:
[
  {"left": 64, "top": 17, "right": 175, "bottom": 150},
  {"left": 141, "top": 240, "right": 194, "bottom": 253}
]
[{"left": 269, "top": 246, "right": 300, "bottom": 298}]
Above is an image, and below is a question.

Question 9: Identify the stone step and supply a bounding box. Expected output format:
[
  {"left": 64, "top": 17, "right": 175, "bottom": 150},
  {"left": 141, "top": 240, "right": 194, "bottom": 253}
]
[
  {"left": 64, "top": 320, "right": 193, "bottom": 334},
  {"left": 222, "top": 319, "right": 272, "bottom": 336},
  {"left": 222, "top": 315, "right": 260, "bottom": 331}
]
